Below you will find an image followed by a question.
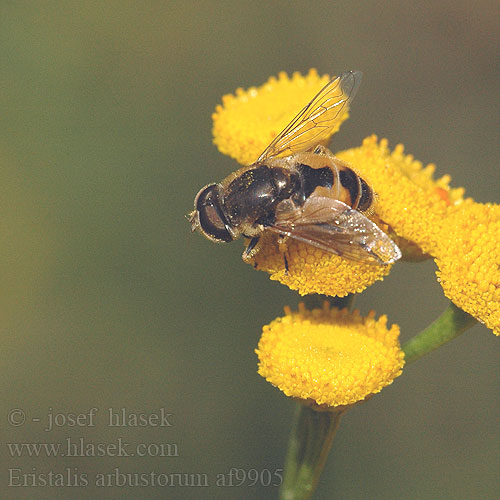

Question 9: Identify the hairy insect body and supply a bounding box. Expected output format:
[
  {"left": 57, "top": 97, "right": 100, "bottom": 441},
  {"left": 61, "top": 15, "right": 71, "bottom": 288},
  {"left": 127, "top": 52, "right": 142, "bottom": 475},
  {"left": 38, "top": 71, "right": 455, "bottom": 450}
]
[
  {"left": 220, "top": 151, "right": 374, "bottom": 241},
  {"left": 190, "top": 70, "right": 401, "bottom": 265}
]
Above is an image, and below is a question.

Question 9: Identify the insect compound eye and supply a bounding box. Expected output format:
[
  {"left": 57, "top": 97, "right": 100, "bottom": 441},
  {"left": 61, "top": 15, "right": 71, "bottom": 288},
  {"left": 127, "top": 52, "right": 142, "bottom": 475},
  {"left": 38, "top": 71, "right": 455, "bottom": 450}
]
[{"left": 194, "top": 184, "right": 234, "bottom": 243}]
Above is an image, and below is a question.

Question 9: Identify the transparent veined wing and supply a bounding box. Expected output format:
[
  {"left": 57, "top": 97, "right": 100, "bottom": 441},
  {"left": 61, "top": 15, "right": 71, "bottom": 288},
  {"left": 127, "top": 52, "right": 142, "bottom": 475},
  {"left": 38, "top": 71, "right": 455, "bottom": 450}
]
[
  {"left": 256, "top": 70, "right": 362, "bottom": 163},
  {"left": 268, "top": 196, "right": 401, "bottom": 265}
]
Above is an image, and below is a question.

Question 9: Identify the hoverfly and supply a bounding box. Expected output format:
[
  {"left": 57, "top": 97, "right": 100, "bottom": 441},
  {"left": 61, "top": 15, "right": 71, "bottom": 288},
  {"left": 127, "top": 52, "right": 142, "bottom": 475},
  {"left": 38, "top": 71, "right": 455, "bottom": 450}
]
[{"left": 189, "top": 70, "right": 401, "bottom": 265}]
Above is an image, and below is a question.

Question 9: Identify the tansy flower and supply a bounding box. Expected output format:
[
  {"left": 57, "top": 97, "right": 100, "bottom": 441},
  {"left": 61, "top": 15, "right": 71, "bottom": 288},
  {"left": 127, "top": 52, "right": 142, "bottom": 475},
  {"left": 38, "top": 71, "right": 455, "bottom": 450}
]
[
  {"left": 212, "top": 70, "right": 466, "bottom": 295},
  {"left": 256, "top": 303, "right": 405, "bottom": 408},
  {"left": 435, "top": 200, "right": 500, "bottom": 335}
]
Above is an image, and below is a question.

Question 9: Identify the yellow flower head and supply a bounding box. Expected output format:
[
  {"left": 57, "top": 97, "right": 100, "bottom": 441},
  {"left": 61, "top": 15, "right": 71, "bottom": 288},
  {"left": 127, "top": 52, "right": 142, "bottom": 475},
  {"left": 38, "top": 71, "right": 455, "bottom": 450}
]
[
  {"left": 435, "top": 200, "right": 500, "bottom": 335},
  {"left": 256, "top": 303, "right": 405, "bottom": 408}
]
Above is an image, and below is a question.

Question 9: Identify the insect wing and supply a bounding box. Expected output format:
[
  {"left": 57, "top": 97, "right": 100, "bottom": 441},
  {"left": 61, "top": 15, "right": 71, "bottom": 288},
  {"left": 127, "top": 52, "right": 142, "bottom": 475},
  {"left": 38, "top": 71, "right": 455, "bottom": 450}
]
[
  {"left": 269, "top": 197, "right": 401, "bottom": 265},
  {"left": 257, "top": 70, "right": 362, "bottom": 163}
]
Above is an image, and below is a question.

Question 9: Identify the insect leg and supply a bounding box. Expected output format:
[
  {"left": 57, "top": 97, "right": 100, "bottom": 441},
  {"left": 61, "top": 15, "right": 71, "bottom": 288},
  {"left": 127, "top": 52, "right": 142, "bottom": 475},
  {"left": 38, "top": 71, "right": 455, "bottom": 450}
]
[
  {"left": 283, "top": 254, "right": 289, "bottom": 274},
  {"left": 276, "top": 233, "right": 290, "bottom": 274},
  {"left": 242, "top": 236, "right": 260, "bottom": 259}
]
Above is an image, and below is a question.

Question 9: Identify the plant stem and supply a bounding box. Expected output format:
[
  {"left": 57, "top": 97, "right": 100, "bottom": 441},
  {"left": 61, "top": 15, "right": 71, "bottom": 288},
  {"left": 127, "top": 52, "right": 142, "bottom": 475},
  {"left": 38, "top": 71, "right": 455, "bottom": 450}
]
[
  {"left": 280, "top": 403, "right": 345, "bottom": 500},
  {"left": 402, "top": 302, "right": 477, "bottom": 364}
]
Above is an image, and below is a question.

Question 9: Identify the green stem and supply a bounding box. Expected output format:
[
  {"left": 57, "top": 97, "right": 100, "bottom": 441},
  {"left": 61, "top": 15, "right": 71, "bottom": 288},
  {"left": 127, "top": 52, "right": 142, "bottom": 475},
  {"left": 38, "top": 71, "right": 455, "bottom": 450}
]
[
  {"left": 402, "top": 302, "right": 477, "bottom": 364},
  {"left": 280, "top": 403, "right": 345, "bottom": 500}
]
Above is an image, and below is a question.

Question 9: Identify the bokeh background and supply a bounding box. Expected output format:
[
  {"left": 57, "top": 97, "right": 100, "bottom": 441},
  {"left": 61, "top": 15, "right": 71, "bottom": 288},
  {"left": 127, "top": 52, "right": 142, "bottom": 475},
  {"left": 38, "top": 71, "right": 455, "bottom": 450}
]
[{"left": 1, "top": 1, "right": 499, "bottom": 499}]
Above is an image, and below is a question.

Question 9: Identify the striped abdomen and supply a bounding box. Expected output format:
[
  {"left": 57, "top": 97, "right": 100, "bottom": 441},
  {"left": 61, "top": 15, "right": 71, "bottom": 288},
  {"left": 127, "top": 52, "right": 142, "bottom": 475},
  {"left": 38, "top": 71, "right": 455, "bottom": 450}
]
[{"left": 293, "top": 155, "right": 374, "bottom": 213}]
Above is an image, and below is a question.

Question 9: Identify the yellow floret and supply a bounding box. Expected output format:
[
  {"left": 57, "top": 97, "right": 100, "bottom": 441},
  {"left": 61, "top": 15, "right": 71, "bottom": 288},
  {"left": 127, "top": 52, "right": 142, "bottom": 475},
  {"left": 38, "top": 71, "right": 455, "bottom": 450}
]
[
  {"left": 256, "top": 303, "right": 405, "bottom": 408},
  {"left": 435, "top": 200, "right": 500, "bottom": 335}
]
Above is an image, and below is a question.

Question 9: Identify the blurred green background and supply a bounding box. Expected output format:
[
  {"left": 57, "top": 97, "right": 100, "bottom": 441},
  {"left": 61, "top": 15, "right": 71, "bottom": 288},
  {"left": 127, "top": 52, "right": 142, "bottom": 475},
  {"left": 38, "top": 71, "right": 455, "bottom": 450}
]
[{"left": 1, "top": 1, "right": 499, "bottom": 499}]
